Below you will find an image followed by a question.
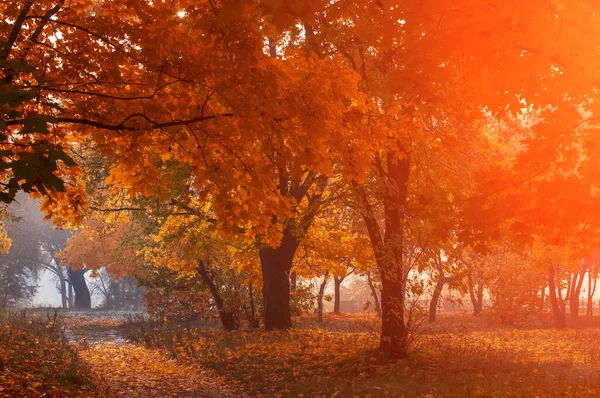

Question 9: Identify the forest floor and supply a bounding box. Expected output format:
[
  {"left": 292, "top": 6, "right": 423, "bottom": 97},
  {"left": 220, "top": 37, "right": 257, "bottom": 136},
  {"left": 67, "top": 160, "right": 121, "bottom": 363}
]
[
  {"left": 0, "top": 309, "right": 242, "bottom": 397},
  {"left": 62, "top": 312, "right": 242, "bottom": 397},
  {"left": 5, "top": 310, "right": 600, "bottom": 397},
  {"left": 122, "top": 312, "right": 600, "bottom": 397}
]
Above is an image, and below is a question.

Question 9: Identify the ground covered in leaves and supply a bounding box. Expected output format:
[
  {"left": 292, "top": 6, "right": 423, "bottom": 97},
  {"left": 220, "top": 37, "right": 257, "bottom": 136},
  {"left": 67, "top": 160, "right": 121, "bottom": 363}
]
[
  {"left": 0, "top": 311, "right": 109, "bottom": 397},
  {"left": 0, "top": 310, "right": 240, "bottom": 397},
  {"left": 5, "top": 310, "right": 600, "bottom": 397},
  {"left": 62, "top": 311, "right": 240, "bottom": 397},
  {"left": 124, "top": 313, "right": 600, "bottom": 397}
]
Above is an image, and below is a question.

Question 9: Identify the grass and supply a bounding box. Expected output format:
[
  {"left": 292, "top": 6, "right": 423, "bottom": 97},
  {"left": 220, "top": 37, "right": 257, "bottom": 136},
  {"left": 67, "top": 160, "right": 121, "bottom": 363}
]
[
  {"left": 123, "top": 312, "right": 600, "bottom": 397},
  {"left": 0, "top": 310, "right": 110, "bottom": 397}
]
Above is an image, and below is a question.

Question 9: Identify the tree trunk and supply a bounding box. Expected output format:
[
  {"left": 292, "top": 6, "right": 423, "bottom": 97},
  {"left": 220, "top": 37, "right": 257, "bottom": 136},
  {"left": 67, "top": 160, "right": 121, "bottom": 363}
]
[
  {"left": 197, "top": 260, "right": 237, "bottom": 330},
  {"left": 317, "top": 273, "right": 328, "bottom": 323},
  {"left": 259, "top": 225, "right": 300, "bottom": 330},
  {"left": 540, "top": 286, "right": 546, "bottom": 312},
  {"left": 548, "top": 265, "right": 567, "bottom": 328},
  {"left": 68, "top": 267, "right": 91, "bottom": 309},
  {"left": 248, "top": 283, "right": 259, "bottom": 328},
  {"left": 59, "top": 275, "right": 68, "bottom": 309},
  {"left": 354, "top": 151, "right": 410, "bottom": 359},
  {"left": 429, "top": 277, "right": 444, "bottom": 322},
  {"left": 473, "top": 284, "right": 484, "bottom": 316},
  {"left": 67, "top": 277, "right": 74, "bottom": 309},
  {"left": 588, "top": 268, "right": 598, "bottom": 316},
  {"left": 380, "top": 153, "right": 410, "bottom": 358},
  {"left": 569, "top": 270, "right": 585, "bottom": 322},
  {"left": 367, "top": 273, "right": 381, "bottom": 318},
  {"left": 333, "top": 276, "right": 343, "bottom": 313},
  {"left": 468, "top": 271, "right": 484, "bottom": 316}
]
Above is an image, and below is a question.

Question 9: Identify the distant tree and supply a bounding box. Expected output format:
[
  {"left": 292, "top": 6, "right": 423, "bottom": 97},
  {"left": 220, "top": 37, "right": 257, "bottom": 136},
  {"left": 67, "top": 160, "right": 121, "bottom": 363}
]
[
  {"left": 1, "top": 193, "right": 92, "bottom": 309},
  {"left": 88, "top": 268, "right": 143, "bottom": 310},
  {"left": 0, "top": 260, "right": 35, "bottom": 308}
]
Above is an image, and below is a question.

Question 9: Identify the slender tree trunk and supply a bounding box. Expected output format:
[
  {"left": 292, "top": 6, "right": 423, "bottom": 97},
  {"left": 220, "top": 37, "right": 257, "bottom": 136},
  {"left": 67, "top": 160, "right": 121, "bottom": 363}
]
[
  {"left": 468, "top": 271, "right": 484, "bottom": 316},
  {"left": 429, "top": 277, "right": 444, "bottom": 322},
  {"left": 197, "top": 260, "right": 237, "bottom": 330},
  {"left": 569, "top": 270, "right": 585, "bottom": 322},
  {"left": 367, "top": 273, "right": 381, "bottom": 318},
  {"left": 317, "top": 273, "right": 328, "bottom": 323},
  {"left": 67, "top": 268, "right": 91, "bottom": 309},
  {"left": 248, "top": 283, "right": 259, "bottom": 328},
  {"left": 588, "top": 268, "right": 598, "bottom": 316},
  {"left": 59, "top": 276, "right": 68, "bottom": 309},
  {"left": 473, "top": 284, "right": 484, "bottom": 316},
  {"left": 333, "top": 276, "right": 344, "bottom": 313},
  {"left": 548, "top": 265, "right": 567, "bottom": 328},
  {"left": 540, "top": 286, "right": 546, "bottom": 312},
  {"left": 588, "top": 269, "right": 594, "bottom": 316},
  {"left": 354, "top": 151, "right": 410, "bottom": 359},
  {"left": 67, "top": 278, "right": 74, "bottom": 309}
]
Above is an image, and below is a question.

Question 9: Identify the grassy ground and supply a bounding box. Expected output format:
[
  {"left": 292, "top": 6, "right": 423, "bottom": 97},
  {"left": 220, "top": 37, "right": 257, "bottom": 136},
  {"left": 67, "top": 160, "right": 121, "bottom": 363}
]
[
  {"left": 0, "top": 310, "right": 110, "bottom": 397},
  {"left": 123, "top": 312, "right": 600, "bottom": 397}
]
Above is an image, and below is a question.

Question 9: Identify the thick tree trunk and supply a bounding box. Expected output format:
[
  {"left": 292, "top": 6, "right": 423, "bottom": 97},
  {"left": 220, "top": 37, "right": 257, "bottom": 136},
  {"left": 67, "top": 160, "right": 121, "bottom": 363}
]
[
  {"left": 197, "top": 260, "right": 237, "bottom": 330},
  {"left": 333, "top": 276, "right": 343, "bottom": 313},
  {"left": 548, "top": 265, "right": 567, "bottom": 328},
  {"left": 429, "top": 278, "right": 444, "bottom": 322},
  {"left": 317, "top": 273, "right": 328, "bottom": 323},
  {"left": 367, "top": 273, "right": 381, "bottom": 318},
  {"left": 260, "top": 225, "right": 300, "bottom": 330},
  {"left": 379, "top": 153, "right": 410, "bottom": 358},
  {"left": 68, "top": 268, "right": 91, "bottom": 309}
]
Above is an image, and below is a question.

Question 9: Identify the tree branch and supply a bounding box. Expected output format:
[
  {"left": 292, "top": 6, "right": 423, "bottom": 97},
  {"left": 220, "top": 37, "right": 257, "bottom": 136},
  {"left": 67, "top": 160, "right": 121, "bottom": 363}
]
[{"left": 1, "top": 0, "right": 34, "bottom": 61}]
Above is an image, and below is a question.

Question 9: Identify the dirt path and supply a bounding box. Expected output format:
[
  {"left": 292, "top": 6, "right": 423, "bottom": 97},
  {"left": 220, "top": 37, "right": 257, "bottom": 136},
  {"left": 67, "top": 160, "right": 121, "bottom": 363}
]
[{"left": 63, "top": 313, "right": 241, "bottom": 398}]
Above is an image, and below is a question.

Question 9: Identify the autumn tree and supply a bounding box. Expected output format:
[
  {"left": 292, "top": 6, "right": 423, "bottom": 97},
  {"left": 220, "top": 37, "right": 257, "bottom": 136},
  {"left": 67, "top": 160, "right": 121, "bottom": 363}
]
[{"left": 7, "top": 0, "right": 600, "bottom": 361}]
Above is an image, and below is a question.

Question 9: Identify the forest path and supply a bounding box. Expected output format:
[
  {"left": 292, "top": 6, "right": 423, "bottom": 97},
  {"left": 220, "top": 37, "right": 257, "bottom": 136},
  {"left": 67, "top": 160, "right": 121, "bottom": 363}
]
[{"left": 63, "top": 312, "right": 240, "bottom": 398}]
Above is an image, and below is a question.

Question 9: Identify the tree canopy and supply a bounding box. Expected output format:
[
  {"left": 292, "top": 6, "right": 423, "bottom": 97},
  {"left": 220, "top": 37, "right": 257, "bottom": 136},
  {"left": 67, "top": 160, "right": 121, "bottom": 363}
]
[{"left": 3, "top": 0, "right": 600, "bottom": 358}]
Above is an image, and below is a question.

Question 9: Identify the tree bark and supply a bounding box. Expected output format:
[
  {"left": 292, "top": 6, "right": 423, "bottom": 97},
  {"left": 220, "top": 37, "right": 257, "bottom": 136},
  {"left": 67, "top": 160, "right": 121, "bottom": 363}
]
[
  {"left": 317, "top": 273, "right": 328, "bottom": 323},
  {"left": 568, "top": 269, "right": 585, "bottom": 322},
  {"left": 468, "top": 271, "right": 484, "bottom": 316},
  {"left": 67, "top": 267, "right": 91, "bottom": 309},
  {"left": 260, "top": 167, "right": 326, "bottom": 330},
  {"left": 588, "top": 267, "right": 598, "bottom": 316},
  {"left": 67, "top": 276, "right": 74, "bottom": 309},
  {"left": 59, "top": 274, "right": 68, "bottom": 309},
  {"left": 367, "top": 273, "right": 381, "bottom": 318},
  {"left": 429, "top": 277, "right": 444, "bottom": 322},
  {"left": 248, "top": 283, "right": 259, "bottom": 328},
  {"left": 548, "top": 265, "right": 567, "bottom": 328},
  {"left": 333, "top": 276, "right": 344, "bottom": 313},
  {"left": 259, "top": 224, "right": 300, "bottom": 330},
  {"left": 197, "top": 260, "right": 237, "bottom": 330},
  {"left": 540, "top": 286, "right": 546, "bottom": 312},
  {"left": 354, "top": 150, "right": 410, "bottom": 359}
]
